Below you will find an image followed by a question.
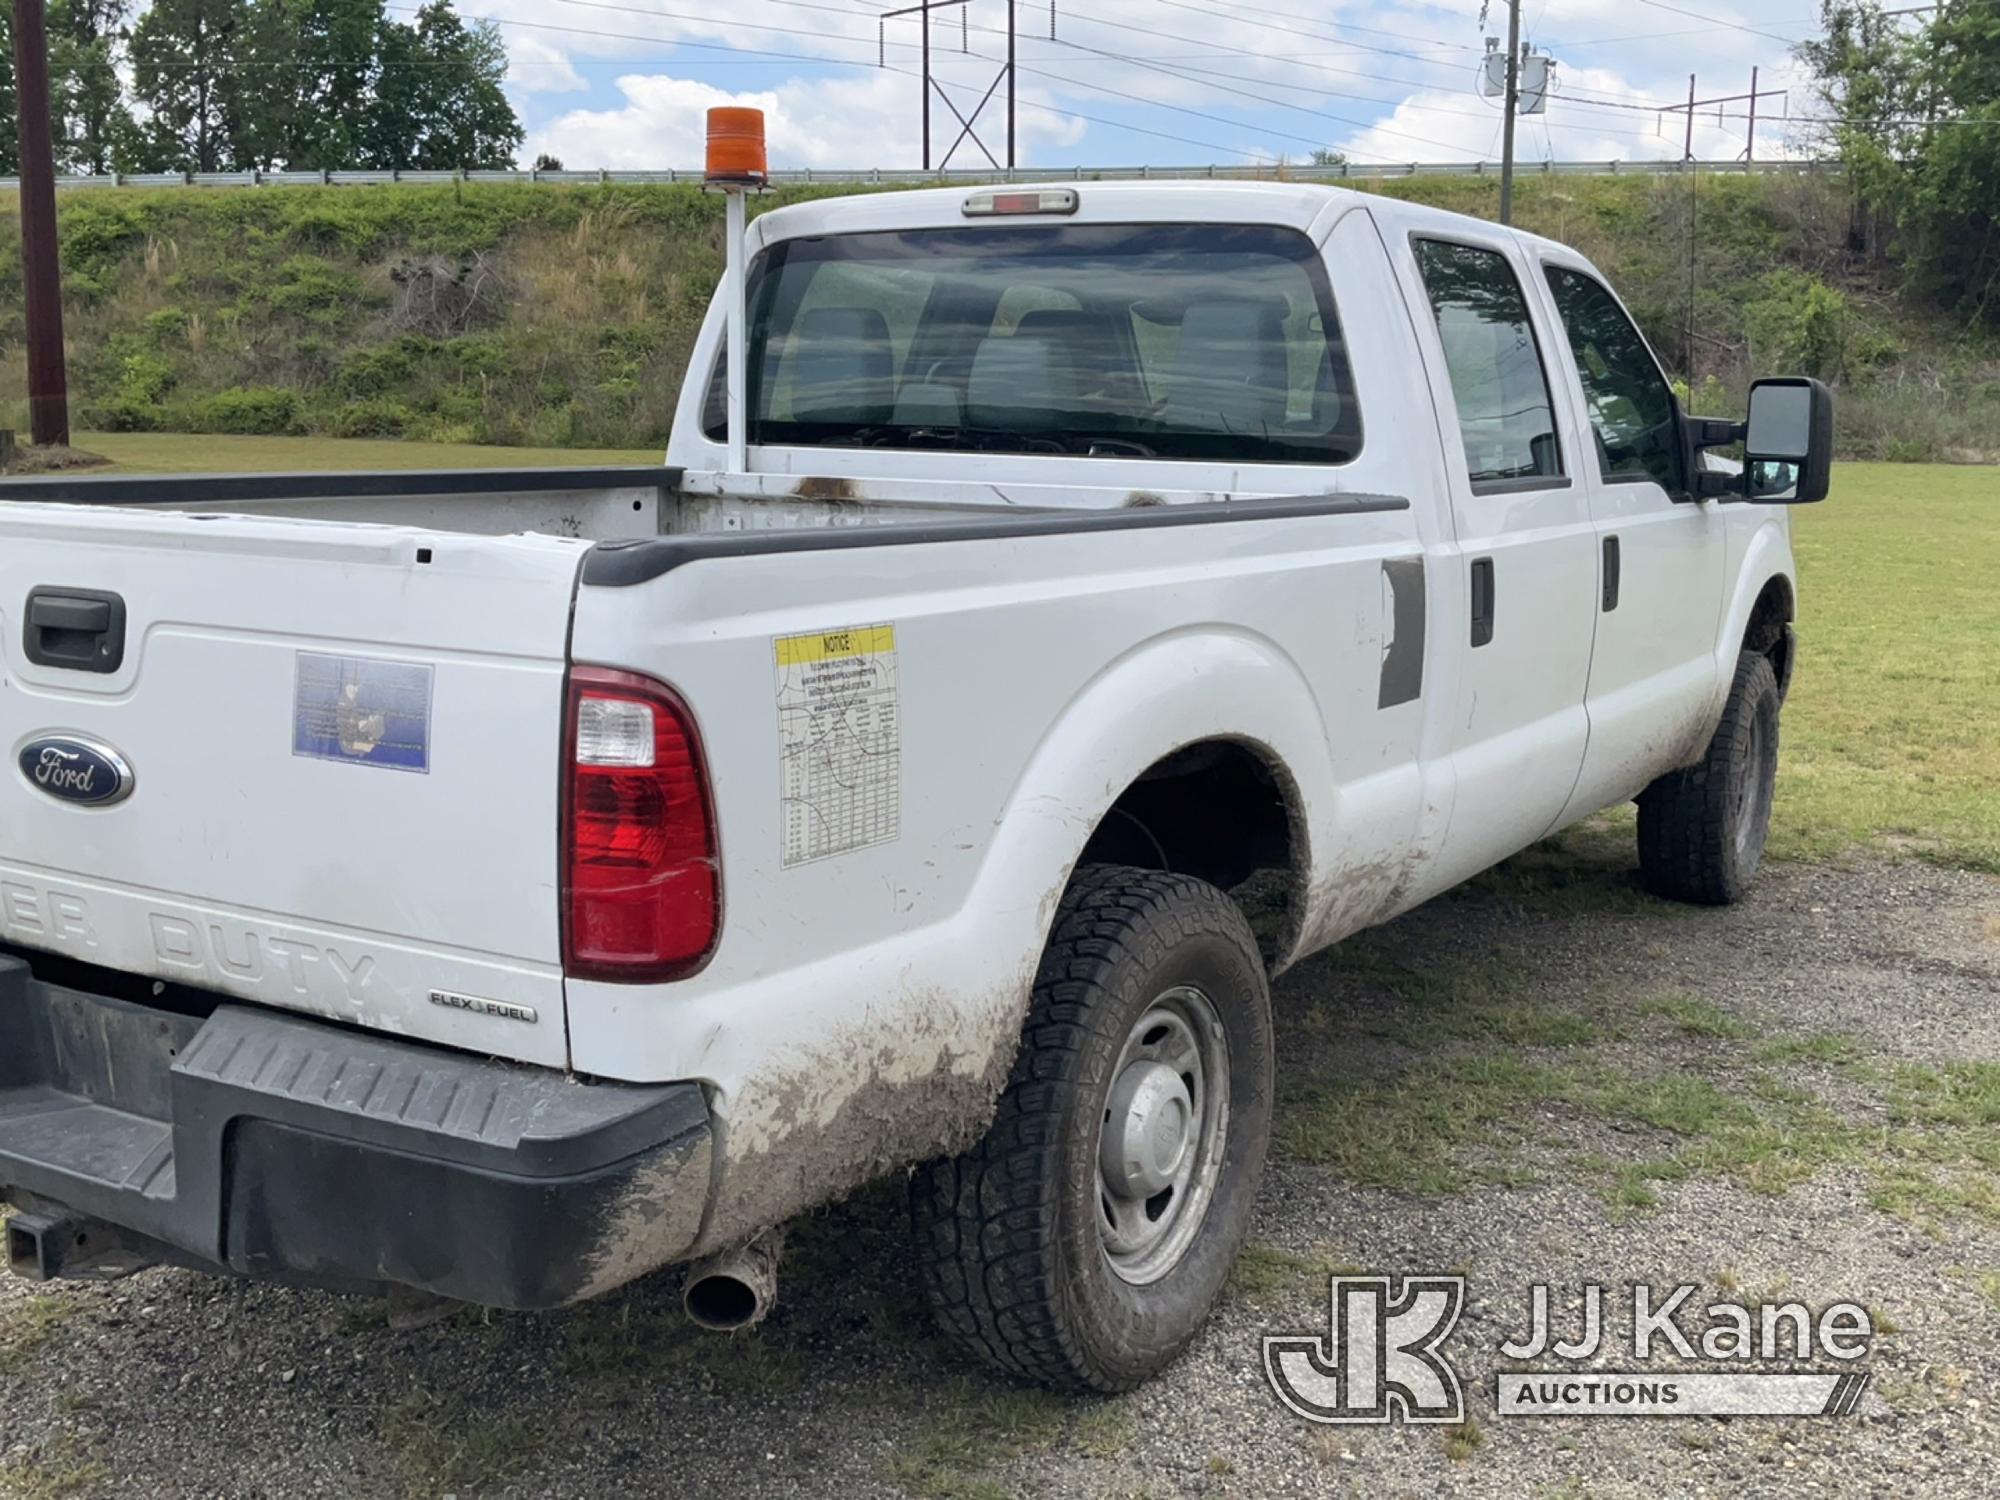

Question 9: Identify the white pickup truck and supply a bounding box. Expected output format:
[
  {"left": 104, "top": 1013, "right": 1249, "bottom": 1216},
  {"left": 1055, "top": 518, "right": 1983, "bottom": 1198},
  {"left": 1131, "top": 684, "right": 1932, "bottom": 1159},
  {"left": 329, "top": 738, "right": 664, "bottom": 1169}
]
[{"left": 0, "top": 180, "right": 1829, "bottom": 1391}]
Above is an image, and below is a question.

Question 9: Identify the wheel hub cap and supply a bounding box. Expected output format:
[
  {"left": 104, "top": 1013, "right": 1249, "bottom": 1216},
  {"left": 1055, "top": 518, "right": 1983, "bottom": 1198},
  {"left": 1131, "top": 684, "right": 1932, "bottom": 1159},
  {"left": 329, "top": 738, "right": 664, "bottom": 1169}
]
[{"left": 1101, "top": 1061, "right": 1193, "bottom": 1197}]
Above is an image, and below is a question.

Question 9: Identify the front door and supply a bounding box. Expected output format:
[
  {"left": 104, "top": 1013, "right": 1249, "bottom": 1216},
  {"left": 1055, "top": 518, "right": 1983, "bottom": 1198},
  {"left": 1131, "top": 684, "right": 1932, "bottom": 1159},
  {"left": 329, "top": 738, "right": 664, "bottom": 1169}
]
[{"left": 1536, "top": 259, "right": 1727, "bottom": 822}]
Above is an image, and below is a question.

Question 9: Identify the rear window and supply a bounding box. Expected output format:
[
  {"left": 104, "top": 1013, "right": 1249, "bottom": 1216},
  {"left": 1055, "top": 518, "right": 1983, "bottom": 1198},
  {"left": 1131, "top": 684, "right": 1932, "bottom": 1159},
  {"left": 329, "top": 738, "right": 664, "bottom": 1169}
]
[{"left": 702, "top": 224, "right": 1361, "bottom": 464}]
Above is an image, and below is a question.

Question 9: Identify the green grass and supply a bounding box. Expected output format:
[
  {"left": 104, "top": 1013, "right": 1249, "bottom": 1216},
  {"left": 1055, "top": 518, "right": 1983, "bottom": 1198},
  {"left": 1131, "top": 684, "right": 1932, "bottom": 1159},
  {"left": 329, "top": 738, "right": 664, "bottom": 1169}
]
[
  {"left": 1639, "top": 993, "right": 1757, "bottom": 1040},
  {"left": 49, "top": 430, "right": 658, "bottom": 474},
  {"left": 1276, "top": 950, "right": 1999, "bottom": 1222},
  {"left": 1780, "top": 463, "right": 2000, "bottom": 872},
  {"left": 378, "top": 1388, "right": 540, "bottom": 1499},
  {"left": 883, "top": 1384, "right": 1068, "bottom": 1500},
  {"left": 1227, "top": 1241, "right": 1364, "bottom": 1302}
]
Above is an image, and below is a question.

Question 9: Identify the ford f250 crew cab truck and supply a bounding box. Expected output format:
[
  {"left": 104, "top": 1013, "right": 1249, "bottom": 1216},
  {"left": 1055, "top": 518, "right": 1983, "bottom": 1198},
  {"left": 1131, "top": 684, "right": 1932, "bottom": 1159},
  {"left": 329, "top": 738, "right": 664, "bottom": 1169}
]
[{"left": 0, "top": 178, "right": 1831, "bottom": 1392}]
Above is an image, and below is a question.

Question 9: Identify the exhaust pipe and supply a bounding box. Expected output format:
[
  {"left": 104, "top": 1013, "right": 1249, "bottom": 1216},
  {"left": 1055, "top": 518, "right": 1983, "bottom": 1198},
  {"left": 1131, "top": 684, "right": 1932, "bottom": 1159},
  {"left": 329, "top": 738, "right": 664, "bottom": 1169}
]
[{"left": 682, "top": 1232, "right": 781, "bottom": 1332}]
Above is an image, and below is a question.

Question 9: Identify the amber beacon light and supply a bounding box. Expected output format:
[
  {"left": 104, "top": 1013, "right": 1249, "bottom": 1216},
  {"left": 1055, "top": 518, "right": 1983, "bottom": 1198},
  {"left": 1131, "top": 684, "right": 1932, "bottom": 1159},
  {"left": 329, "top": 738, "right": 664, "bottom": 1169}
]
[{"left": 705, "top": 107, "right": 768, "bottom": 189}]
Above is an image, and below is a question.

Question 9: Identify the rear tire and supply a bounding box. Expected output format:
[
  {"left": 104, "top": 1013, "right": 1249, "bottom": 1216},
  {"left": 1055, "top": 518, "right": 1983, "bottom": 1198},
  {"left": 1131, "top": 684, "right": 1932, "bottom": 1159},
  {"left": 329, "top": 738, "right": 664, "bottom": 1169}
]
[
  {"left": 1637, "top": 651, "right": 1781, "bottom": 905},
  {"left": 910, "top": 865, "right": 1274, "bottom": 1392}
]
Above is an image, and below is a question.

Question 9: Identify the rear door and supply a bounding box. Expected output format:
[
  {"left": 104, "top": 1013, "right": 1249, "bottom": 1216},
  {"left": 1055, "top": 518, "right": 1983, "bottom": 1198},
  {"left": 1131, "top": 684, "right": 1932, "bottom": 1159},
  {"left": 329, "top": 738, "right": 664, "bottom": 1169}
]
[
  {"left": 1399, "top": 231, "right": 1599, "bottom": 891},
  {"left": 0, "top": 504, "right": 586, "bottom": 1067}
]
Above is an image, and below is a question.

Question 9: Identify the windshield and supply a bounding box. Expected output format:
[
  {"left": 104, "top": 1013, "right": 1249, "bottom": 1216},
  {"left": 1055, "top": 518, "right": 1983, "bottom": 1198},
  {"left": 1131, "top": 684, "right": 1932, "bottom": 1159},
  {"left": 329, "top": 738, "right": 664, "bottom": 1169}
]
[{"left": 704, "top": 223, "right": 1362, "bottom": 464}]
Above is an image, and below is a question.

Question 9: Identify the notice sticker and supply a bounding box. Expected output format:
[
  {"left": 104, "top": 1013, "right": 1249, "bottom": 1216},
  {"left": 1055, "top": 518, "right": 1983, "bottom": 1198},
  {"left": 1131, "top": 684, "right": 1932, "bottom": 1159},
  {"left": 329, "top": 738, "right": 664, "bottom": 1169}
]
[
  {"left": 774, "top": 623, "right": 901, "bottom": 867},
  {"left": 293, "top": 652, "right": 434, "bottom": 773}
]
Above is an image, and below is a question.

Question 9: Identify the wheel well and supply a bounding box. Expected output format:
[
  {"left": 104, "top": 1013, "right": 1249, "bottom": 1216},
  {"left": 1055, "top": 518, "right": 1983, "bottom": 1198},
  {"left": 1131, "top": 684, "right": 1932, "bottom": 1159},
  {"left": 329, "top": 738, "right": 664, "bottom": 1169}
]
[
  {"left": 1077, "top": 740, "right": 1300, "bottom": 961},
  {"left": 1743, "top": 576, "right": 1796, "bottom": 701}
]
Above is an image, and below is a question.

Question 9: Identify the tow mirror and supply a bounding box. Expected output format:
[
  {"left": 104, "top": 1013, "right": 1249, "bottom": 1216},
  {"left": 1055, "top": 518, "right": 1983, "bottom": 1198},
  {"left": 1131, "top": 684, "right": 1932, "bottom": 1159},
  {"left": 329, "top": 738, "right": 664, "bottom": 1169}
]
[{"left": 1741, "top": 377, "right": 1833, "bottom": 504}]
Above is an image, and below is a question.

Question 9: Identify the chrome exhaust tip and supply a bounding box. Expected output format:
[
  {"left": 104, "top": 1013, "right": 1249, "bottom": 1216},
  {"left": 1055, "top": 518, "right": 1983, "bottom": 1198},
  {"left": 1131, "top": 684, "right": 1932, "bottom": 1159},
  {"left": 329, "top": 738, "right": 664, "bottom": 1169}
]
[{"left": 682, "top": 1232, "right": 780, "bottom": 1332}]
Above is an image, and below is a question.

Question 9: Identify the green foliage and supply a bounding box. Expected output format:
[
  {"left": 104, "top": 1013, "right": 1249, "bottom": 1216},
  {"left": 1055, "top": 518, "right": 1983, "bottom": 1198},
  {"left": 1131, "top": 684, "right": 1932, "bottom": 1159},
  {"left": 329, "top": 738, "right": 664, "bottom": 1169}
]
[
  {"left": 1743, "top": 271, "right": 1896, "bottom": 382},
  {"left": 1801, "top": 1, "right": 2000, "bottom": 327},
  {"left": 191, "top": 384, "right": 303, "bottom": 434},
  {"left": 4, "top": 173, "right": 1998, "bottom": 458},
  {"left": 331, "top": 397, "right": 415, "bottom": 437},
  {"left": 121, "top": 0, "right": 521, "bottom": 174}
]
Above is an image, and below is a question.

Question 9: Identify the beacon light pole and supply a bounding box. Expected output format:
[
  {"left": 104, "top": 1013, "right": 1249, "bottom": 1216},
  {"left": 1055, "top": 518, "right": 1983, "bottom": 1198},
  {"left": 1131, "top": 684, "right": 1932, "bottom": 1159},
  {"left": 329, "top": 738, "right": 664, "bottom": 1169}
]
[{"left": 705, "top": 108, "right": 771, "bottom": 475}]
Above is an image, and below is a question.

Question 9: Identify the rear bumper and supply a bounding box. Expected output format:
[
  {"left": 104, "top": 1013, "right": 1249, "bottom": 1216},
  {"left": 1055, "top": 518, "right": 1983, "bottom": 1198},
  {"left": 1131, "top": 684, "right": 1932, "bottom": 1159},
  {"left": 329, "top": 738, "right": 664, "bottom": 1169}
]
[{"left": 0, "top": 953, "right": 712, "bottom": 1309}]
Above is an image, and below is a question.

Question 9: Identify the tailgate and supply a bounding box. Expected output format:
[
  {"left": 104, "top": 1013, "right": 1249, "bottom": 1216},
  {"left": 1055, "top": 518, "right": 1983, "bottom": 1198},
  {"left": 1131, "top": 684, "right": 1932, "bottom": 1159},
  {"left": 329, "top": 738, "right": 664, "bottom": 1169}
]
[{"left": 0, "top": 504, "right": 587, "bottom": 1067}]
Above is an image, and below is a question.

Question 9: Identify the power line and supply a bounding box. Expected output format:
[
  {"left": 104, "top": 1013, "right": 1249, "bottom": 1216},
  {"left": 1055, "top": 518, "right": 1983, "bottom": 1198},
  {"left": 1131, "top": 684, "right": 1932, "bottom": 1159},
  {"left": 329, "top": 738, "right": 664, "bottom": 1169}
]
[{"left": 1629, "top": 0, "right": 1804, "bottom": 45}]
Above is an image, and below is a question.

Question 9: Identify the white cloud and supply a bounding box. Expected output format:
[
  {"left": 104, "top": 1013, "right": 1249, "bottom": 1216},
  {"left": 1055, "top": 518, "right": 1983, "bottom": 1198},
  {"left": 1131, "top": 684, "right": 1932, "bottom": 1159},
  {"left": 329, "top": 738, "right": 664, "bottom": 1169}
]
[
  {"left": 489, "top": 0, "right": 1821, "bottom": 169},
  {"left": 506, "top": 34, "right": 590, "bottom": 96},
  {"left": 526, "top": 70, "right": 1085, "bottom": 171}
]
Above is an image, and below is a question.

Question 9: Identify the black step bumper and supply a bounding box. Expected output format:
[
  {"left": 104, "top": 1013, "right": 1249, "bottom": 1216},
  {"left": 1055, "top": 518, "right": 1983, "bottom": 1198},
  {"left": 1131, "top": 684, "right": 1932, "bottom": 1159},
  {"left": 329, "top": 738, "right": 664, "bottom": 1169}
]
[{"left": 0, "top": 954, "right": 712, "bottom": 1309}]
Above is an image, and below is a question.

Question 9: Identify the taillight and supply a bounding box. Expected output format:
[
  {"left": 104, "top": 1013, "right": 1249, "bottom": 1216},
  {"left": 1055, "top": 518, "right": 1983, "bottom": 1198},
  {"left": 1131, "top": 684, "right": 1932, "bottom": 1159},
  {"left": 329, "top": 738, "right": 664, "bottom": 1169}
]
[{"left": 562, "top": 667, "right": 719, "bottom": 982}]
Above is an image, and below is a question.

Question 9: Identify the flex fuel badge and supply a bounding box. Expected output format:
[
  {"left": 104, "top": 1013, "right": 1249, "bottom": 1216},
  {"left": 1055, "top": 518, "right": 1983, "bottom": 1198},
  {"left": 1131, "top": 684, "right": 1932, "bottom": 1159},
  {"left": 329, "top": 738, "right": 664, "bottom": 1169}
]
[
  {"left": 293, "top": 652, "right": 434, "bottom": 773},
  {"left": 773, "top": 624, "right": 901, "bottom": 867}
]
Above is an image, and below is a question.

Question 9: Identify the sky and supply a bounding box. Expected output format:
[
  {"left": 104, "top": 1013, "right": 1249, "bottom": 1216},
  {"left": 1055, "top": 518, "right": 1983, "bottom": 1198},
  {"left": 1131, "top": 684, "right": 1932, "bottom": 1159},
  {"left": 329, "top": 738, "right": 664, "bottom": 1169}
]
[{"left": 451, "top": 0, "right": 1836, "bottom": 172}]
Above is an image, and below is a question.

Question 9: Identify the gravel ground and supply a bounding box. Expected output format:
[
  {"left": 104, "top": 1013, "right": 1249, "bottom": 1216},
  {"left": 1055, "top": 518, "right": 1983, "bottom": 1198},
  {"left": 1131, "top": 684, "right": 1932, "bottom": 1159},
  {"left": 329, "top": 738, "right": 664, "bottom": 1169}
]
[{"left": 2, "top": 848, "right": 1995, "bottom": 1499}]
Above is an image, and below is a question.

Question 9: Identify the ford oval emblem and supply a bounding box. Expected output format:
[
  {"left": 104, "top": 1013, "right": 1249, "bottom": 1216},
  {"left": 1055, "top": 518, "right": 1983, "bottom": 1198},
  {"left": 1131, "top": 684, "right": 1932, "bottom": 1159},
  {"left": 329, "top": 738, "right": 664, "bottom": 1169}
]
[{"left": 16, "top": 734, "right": 135, "bottom": 807}]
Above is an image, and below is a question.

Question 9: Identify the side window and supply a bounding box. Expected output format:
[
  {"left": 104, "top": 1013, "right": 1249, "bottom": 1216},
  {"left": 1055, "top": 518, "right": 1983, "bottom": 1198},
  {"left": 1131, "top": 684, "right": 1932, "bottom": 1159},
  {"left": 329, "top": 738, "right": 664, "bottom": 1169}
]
[
  {"left": 1544, "top": 265, "right": 1683, "bottom": 492},
  {"left": 1412, "top": 238, "right": 1564, "bottom": 489}
]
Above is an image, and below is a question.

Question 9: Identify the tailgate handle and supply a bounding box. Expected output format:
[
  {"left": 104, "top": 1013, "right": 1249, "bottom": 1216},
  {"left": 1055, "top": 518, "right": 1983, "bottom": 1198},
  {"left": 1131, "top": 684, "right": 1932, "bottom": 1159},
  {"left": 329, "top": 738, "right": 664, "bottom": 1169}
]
[{"left": 23, "top": 588, "right": 127, "bottom": 674}]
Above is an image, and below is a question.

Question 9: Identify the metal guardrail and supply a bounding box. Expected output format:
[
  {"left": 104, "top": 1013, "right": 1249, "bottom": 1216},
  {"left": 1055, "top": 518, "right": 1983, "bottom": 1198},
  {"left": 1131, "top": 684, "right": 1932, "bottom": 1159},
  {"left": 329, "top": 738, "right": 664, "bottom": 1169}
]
[{"left": 0, "top": 159, "right": 1841, "bottom": 192}]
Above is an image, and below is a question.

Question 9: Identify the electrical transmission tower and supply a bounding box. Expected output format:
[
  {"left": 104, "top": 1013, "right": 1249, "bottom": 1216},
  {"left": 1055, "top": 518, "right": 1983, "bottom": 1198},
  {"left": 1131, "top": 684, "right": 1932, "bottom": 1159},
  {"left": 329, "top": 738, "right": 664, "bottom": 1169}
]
[{"left": 881, "top": 0, "right": 1036, "bottom": 171}]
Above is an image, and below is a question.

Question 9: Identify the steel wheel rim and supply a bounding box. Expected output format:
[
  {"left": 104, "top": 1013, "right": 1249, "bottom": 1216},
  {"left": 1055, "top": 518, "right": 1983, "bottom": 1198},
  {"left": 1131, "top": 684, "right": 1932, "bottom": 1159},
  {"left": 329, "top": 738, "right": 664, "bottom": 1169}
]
[
  {"left": 1733, "top": 710, "right": 1769, "bottom": 860},
  {"left": 1094, "top": 984, "right": 1230, "bottom": 1286}
]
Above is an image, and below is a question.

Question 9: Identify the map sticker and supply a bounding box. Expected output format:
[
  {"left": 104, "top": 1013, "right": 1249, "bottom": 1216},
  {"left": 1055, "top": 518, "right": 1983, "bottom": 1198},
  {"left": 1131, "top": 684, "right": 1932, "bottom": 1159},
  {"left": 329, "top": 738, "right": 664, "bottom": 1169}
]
[{"left": 774, "top": 623, "right": 902, "bottom": 868}]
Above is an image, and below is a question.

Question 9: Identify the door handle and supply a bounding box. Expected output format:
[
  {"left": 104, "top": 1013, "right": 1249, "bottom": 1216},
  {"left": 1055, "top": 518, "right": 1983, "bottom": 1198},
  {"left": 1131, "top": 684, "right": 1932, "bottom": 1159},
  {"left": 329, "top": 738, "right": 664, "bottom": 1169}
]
[
  {"left": 23, "top": 587, "right": 127, "bottom": 673},
  {"left": 1602, "top": 535, "right": 1621, "bottom": 612},
  {"left": 1470, "top": 557, "right": 1495, "bottom": 647}
]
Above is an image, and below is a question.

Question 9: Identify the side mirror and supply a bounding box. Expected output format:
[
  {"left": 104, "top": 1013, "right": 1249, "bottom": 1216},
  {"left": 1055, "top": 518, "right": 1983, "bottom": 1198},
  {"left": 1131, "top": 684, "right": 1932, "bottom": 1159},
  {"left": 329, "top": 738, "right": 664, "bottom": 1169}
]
[{"left": 1741, "top": 377, "right": 1833, "bottom": 504}]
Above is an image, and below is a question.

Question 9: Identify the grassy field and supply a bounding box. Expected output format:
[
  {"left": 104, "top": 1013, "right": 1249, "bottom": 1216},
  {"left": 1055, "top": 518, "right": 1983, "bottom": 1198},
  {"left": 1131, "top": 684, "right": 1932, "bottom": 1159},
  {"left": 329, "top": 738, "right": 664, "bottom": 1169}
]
[
  {"left": 67, "top": 430, "right": 659, "bottom": 473},
  {"left": 1782, "top": 462, "right": 2000, "bottom": 873}
]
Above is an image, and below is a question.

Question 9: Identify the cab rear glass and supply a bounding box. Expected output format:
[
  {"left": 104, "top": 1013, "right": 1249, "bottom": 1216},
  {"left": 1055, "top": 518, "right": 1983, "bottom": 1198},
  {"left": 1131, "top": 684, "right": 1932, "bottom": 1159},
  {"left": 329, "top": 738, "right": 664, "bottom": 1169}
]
[{"left": 703, "top": 223, "right": 1362, "bottom": 465}]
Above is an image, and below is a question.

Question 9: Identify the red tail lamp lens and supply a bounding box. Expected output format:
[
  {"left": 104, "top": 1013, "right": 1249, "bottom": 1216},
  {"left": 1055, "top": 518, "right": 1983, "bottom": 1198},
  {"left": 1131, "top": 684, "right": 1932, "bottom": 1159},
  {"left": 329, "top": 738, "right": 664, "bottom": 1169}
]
[{"left": 563, "top": 668, "right": 719, "bottom": 981}]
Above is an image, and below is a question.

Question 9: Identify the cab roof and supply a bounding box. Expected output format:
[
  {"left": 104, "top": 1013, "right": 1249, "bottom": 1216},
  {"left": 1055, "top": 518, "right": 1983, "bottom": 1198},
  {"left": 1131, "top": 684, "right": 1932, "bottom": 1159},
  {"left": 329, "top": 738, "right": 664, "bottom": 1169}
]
[{"left": 747, "top": 177, "right": 1572, "bottom": 260}]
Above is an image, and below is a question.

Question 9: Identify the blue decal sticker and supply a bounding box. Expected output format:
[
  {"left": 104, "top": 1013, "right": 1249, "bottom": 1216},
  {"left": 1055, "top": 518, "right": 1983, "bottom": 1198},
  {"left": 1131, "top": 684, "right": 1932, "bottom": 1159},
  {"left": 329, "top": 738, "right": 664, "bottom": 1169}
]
[{"left": 293, "top": 653, "right": 433, "bottom": 773}]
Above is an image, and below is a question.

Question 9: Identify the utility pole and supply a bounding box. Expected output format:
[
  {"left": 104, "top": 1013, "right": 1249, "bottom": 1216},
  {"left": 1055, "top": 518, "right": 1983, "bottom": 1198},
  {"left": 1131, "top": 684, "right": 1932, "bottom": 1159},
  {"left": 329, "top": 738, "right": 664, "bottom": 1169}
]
[
  {"left": 922, "top": 1, "right": 931, "bottom": 171},
  {"left": 11, "top": 0, "right": 71, "bottom": 448},
  {"left": 1007, "top": 0, "right": 1015, "bottom": 169},
  {"left": 1746, "top": 65, "right": 1759, "bottom": 163},
  {"left": 1499, "top": 0, "right": 1521, "bottom": 225}
]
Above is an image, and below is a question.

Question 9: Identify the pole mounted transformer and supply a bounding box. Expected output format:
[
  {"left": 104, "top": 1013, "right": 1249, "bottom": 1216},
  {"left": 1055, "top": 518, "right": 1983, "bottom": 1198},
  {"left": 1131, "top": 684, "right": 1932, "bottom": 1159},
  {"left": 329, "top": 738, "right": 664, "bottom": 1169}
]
[{"left": 11, "top": 0, "right": 72, "bottom": 448}]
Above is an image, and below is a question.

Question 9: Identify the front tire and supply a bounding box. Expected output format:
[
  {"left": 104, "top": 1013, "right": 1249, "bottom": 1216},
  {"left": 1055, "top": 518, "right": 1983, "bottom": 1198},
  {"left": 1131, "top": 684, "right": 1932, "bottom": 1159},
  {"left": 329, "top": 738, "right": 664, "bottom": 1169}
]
[
  {"left": 1637, "top": 650, "right": 1781, "bottom": 905},
  {"left": 910, "top": 865, "right": 1275, "bottom": 1392}
]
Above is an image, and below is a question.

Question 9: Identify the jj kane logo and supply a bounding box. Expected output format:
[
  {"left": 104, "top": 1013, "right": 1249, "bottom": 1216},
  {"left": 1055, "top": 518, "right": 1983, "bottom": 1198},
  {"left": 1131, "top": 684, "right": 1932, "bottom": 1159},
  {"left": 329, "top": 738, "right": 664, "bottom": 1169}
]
[{"left": 1264, "top": 1277, "right": 1874, "bottom": 1424}]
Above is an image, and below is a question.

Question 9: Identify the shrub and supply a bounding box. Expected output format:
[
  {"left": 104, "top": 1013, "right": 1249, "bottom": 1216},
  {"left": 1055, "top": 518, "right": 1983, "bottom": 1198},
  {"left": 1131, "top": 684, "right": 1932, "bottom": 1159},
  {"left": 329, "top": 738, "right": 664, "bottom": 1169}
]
[
  {"left": 192, "top": 386, "right": 303, "bottom": 435},
  {"left": 331, "top": 398, "right": 415, "bottom": 438},
  {"left": 80, "top": 395, "right": 166, "bottom": 432},
  {"left": 1744, "top": 272, "right": 1897, "bottom": 383}
]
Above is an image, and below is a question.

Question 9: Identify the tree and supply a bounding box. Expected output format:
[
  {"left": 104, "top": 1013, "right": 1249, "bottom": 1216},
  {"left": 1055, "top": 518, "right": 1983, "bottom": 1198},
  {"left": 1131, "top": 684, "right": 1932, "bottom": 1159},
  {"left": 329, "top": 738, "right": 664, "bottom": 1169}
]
[
  {"left": 3, "top": 2, "right": 136, "bottom": 175},
  {"left": 49, "top": 0, "right": 136, "bottom": 174},
  {"left": 231, "top": 0, "right": 384, "bottom": 169},
  {"left": 362, "top": 3, "right": 521, "bottom": 170},
  {"left": 128, "top": 0, "right": 247, "bottom": 172},
  {"left": 1799, "top": 0, "right": 2000, "bottom": 326},
  {"left": 533, "top": 152, "right": 563, "bottom": 172},
  {"left": 0, "top": 9, "right": 19, "bottom": 176}
]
